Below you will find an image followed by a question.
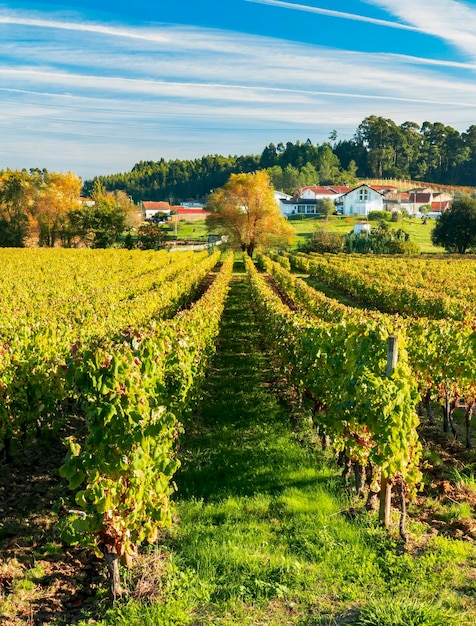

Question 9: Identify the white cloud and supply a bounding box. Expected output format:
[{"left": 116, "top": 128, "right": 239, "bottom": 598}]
[
  {"left": 246, "top": 0, "right": 421, "bottom": 31},
  {"left": 365, "top": 0, "right": 476, "bottom": 60},
  {"left": 0, "top": 4, "right": 475, "bottom": 178},
  {"left": 0, "top": 11, "right": 171, "bottom": 42}
]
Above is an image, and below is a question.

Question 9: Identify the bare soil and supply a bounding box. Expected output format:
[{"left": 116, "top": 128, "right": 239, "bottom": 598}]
[{"left": 0, "top": 434, "right": 104, "bottom": 625}]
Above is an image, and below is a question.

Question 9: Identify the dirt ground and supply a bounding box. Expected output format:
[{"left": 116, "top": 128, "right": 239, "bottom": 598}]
[{"left": 0, "top": 433, "right": 104, "bottom": 625}]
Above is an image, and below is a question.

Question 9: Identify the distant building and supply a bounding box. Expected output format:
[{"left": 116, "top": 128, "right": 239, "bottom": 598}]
[
  {"left": 341, "top": 184, "right": 384, "bottom": 216},
  {"left": 278, "top": 185, "right": 351, "bottom": 216},
  {"left": 404, "top": 188, "right": 453, "bottom": 217},
  {"left": 142, "top": 201, "right": 210, "bottom": 221},
  {"left": 173, "top": 207, "right": 211, "bottom": 221},
  {"left": 275, "top": 183, "right": 453, "bottom": 219},
  {"left": 142, "top": 201, "right": 172, "bottom": 220},
  {"left": 353, "top": 221, "right": 371, "bottom": 235}
]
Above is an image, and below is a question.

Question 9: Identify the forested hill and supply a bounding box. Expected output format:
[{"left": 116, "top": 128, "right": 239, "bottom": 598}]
[{"left": 83, "top": 116, "right": 476, "bottom": 201}]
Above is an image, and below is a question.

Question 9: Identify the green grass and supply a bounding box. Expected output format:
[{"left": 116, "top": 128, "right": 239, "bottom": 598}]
[
  {"left": 89, "top": 265, "right": 476, "bottom": 626},
  {"left": 288, "top": 214, "right": 444, "bottom": 253},
  {"left": 161, "top": 214, "right": 443, "bottom": 253},
  {"left": 163, "top": 219, "right": 209, "bottom": 241}
]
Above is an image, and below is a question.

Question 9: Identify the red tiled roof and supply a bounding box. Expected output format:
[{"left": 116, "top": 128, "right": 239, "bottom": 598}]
[
  {"left": 143, "top": 201, "right": 171, "bottom": 210},
  {"left": 298, "top": 186, "right": 334, "bottom": 195},
  {"left": 298, "top": 185, "right": 351, "bottom": 195},
  {"left": 409, "top": 193, "right": 432, "bottom": 203},
  {"left": 327, "top": 186, "right": 351, "bottom": 194},
  {"left": 430, "top": 201, "right": 451, "bottom": 211},
  {"left": 175, "top": 207, "right": 210, "bottom": 215}
]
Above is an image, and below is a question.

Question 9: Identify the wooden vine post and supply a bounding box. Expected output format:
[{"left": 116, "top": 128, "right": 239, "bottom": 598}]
[{"left": 379, "top": 335, "right": 399, "bottom": 528}]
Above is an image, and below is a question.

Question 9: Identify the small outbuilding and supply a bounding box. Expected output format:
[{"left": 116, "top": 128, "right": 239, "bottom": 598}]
[{"left": 353, "top": 221, "right": 371, "bottom": 235}]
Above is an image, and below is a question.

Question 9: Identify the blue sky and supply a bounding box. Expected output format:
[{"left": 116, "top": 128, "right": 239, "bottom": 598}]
[{"left": 1, "top": 0, "right": 476, "bottom": 180}]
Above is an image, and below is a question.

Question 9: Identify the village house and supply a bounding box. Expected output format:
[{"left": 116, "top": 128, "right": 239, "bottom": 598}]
[
  {"left": 142, "top": 201, "right": 172, "bottom": 220},
  {"left": 142, "top": 201, "right": 210, "bottom": 222},
  {"left": 340, "top": 183, "right": 385, "bottom": 216},
  {"left": 276, "top": 182, "right": 454, "bottom": 219},
  {"left": 277, "top": 186, "right": 351, "bottom": 216},
  {"left": 404, "top": 188, "right": 453, "bottom": 217}
]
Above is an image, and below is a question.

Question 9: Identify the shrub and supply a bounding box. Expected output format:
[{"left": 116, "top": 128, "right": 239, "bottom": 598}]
[
  {"left": 386, "top": 240, "right": 420, "bottom": 255},
  {"left": 307, "top": 229, "right": 344, "bottom": 253},
  {"left": 367, "top": 210, "right": 392, "bottom": 221}
]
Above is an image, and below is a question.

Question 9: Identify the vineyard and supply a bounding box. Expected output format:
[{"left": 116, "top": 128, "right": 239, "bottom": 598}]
[{"left": 1, "top": 249, "right": 476, "bottom": 625}]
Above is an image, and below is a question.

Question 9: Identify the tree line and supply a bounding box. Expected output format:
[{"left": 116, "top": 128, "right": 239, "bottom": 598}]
[
  {"left": 0, "top": 169, "right": 135, "bottom": 247},
  {"left": 84, "top": 115, "right": 476, "bottom": 201}
]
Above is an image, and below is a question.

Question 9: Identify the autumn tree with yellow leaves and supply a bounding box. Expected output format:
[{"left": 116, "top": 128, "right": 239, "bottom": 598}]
[
  {"left": 0, "top": 170, "right": 136, "bottom": 248},
  {"left": 31, "top": 170, "right": 83, "bottom": 247},
  {"left": 206, "top": 171, "right": 295, "bottom": 256},
  {"left": 0, "top": 169, "right": 83, "bottom": 247}
]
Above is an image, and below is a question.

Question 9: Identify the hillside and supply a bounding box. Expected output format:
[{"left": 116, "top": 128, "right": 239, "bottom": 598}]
[{"left": 82, "top": 116, "right": 476, "bottom": 202}]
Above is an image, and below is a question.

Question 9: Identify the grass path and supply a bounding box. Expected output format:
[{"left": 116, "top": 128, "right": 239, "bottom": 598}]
[
  {"left": 172, "top": 269, "right": 358, "bottom": 624},
  {"left": 101, "top": 265, "right": 475, "bottom": 626}
]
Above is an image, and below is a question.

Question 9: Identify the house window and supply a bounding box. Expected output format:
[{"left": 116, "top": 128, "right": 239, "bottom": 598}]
[{"left": 358, "top": 188, "right": 369, "bottom": 202}]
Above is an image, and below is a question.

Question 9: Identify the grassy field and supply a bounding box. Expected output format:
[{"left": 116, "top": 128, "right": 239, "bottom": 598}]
[
  {"left": 287, "top": 214, "right": 444, "bottom": 253},
  {"left": 173, "top": 214, "right": 443, "bottom": 253},
  {"left": 163, "top": 219, "right": 209, "bottom": 241}
]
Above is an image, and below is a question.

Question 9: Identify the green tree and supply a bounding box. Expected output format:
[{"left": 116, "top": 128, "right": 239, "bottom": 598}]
[
  {"left": 259, "top": 142, "right": 278, "bottom": 169},
  {"left": 431, "top": 197, "right": 476, "bottom": 254},
  {"left": 298, "top": 162, "right": 319, "bottom": 188},
  {"left": 316, "top": 198, "right": 335, "bottom": 220},
  {"left": 266, "top": 165, "right": 285, "bottom": 191},
  {"left": 0, "top": 170, "right": 32, "bottom": 247},
  {"left": 354, "top": 116, "right": 401, "bottom": 178},
  {"left": 399, "top": 121, "right": 421, "bottom": 177},
  {"left": 419, "top": 204, "right": 431, "bottom": 224},
  {"left": 281, "top": 164, "right": 302, "bottom": 193},
  {"left": 136, "top": 221, "right": 166, "bottom": 249},
  {"left": 206, "top": 171, "right": 295, "bottom": 256},
  {"left": 317, "top": 144, "right": 341, "bottom": 183},
  {"left": 340, "top": 159, "right": 358, "bottom": 186},
  {"left": 67, "top": 185, "right": 129, "bottom": 248}
]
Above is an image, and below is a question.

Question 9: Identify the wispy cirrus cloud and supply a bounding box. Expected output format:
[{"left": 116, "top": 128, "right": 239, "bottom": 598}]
[
  {"left": 246, "top": 0, "right": 421, "bottom": 31},
  {"left": 2, "top": 32, "right": 475, "bottom": 108},
  {"left": 365, "top": 0, "right": 476, "bottom": 60},
  {"left": 0, "top": 12, "right": 171, "bottom": 42},
  {"left": 0, "top": 4, "right": 475, "bottom": 177}
]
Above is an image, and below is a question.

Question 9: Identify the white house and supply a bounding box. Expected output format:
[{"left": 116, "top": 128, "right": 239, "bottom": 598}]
[
  {"left": 142, "top": 201, "right": 172, "bottom": 220},
  {"left": 276, "top": 186, "right": 352, "bottom": 217},
  {"left": 341, "top": 184, "right": 384, "bottom": 216},
  {"left": 279, "top": 198, "right": 319, "bottom": 216},
  {"left": 274, "top": 191, "right": 294, "bottom": 216}
]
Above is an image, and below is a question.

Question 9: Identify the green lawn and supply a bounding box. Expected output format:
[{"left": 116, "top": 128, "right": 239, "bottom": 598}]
[
  {"left": 287, "top": 214, "right": 444, "bottom": 254},
  {"left": 163, "top": 219, "right": 209, "bottom": 241},
  {"left": 165, "top": 213, "right": 443, "bottom": 254}
]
